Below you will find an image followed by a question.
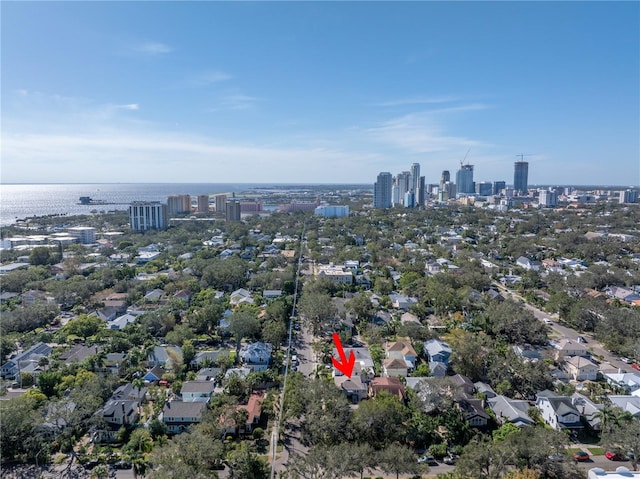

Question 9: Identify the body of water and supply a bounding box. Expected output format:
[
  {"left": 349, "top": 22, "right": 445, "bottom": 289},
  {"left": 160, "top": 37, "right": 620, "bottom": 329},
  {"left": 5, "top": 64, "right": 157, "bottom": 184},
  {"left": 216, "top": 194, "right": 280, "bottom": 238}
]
[{"left": 0, "top": 183, "right": 270, "bottom": 226}]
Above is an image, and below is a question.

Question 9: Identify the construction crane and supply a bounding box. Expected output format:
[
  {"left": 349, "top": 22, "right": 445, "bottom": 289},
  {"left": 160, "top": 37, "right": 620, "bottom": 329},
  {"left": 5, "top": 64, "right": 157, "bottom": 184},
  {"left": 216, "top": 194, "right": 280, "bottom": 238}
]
[
  {"left": 516, "top": 153, "right": 533, "bottom": 162},
  {"left": 460, "top": 148, "right": 471, "bottom": 167}
]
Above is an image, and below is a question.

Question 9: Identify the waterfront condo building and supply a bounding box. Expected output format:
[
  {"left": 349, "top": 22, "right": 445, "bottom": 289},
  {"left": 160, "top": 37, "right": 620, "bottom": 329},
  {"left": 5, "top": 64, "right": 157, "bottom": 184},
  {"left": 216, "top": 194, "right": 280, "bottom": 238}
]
[
  {"left": 167, "top": 195, "right": 191, "bottom": 215},
  {"left": 215, "top": 194, "right": 227, "bottom": 213},
  {"left": 67, "top": 226, "right": 96, "bottom": 244},
  {"left": 373, "top": 172, "right": 393, "bottom": 208},
  {"left": 514, "top": 161, "right": 529, "bottom": 195},
  {"left": 197, "top": 195, "right": 210, "bottom": 214},
  {"left": 129, "top": 202, "right": 168, "bottom": 231},
  {"left": 225, "top": 200, "right": 241, "bottom": 222}
]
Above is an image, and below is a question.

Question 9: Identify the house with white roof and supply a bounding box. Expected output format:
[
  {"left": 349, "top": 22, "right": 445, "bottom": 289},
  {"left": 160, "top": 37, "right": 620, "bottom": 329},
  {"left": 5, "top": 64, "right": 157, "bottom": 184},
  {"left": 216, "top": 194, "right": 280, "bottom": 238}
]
[
  {"left": 604, "top": 373, "right": 640, "bottom": 395},
  {"left": 239, "top": 342, "right": 272, "bottom": 372}
]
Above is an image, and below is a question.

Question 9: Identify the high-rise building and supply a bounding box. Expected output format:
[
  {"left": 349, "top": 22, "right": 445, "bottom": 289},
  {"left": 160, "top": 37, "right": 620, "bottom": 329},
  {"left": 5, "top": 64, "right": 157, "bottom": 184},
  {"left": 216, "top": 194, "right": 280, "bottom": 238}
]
[
  {"left": 410, "top": 163, "right": 420, "bottom": 202},
  {"left": 373, "top": 172, "right": 392, "bottom": 208},
  {"left": 539, "top": 189, "right": 558, "bottom": 207},
  {"left": 197, "top": 195, "right": 210, "bottom": 214},
  {"left": 67, "top": 227, "right": 96, "bottom": 244},
  {"left": 215, "top": 194, "right": 227, "bottom": 213},
  {"left": 514, "top": 161, "right": 529, "bottom": 195},
  {"left": 403, "top": 191, "right": 415, "bottom": 208},
  {"left": 619, "top": 189, "right": 638, "bottom": 204},
  {"left": 493, "top": 181, "right": 506, "bottom": 195},
  {"left": 225, "top": 200, "right": 241, "bottom": 222},
  {"left": 395, "top": 171, "right": 411, "bottom": 206},
  {"left": 417, "top": 176, "right": 425, "bottom": 206},
  {"left": 440, "top": 170, "right": 450, "bottom": 186},
  {"left": 129, "top": 202, "right": 168, "bottom": 231},
  {"left": 456, "top": 164, "right": 474, "bottom": 194},
  {"left": 167, "top": 195, "right": 191, "bottom": 215},
  {"left": 476, "top": 181, "right": 493, "bottom": 196}
]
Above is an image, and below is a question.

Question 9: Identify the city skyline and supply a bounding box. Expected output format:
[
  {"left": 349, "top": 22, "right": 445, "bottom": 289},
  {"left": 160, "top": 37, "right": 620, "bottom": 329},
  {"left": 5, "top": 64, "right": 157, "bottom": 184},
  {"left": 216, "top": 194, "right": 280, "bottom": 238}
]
[{"left": 2, "top": 2, "right": 639, "bottom": 185}]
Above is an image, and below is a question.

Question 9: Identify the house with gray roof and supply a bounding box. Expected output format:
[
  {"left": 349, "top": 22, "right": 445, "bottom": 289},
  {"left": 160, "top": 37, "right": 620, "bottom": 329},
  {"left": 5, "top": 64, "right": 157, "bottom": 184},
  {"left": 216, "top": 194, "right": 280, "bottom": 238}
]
[
  {"left": 162, "top": 401, "right": 207, "bottom": 434},
  {"left": 1, "top": 342, "right": 52, "bottom": 379},
  {"left": 424, "top": 339, "right": 452, "bottom": 364},
  {"left": 536, "top": 391, "right": 583, "bottom": 430},
  {"left": 180, "top": 381, "right": 216, "bottom": 403},
  {"left": 487, "top": 395, "right": 534, "bottom": 427}
]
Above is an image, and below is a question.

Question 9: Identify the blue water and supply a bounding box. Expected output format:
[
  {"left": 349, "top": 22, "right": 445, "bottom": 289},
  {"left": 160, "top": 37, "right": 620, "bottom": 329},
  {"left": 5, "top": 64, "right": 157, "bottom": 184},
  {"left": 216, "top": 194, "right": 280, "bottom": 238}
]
[{"left": 0, "top": 183, "right": 271, "bottom": 226}]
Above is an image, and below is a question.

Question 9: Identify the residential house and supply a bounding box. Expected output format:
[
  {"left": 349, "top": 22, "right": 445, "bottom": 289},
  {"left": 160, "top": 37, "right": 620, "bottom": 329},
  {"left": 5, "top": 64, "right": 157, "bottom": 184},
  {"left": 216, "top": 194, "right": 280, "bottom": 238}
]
[
  {"left": 112, "top": 383, "right": 147, "bottom": 403},
  {"left": 459, "top": 395, "right": 490, "bottom": 427},
  {"left": 331, "top": 347, "right": 375, "bottom": 379},
  {"left": 512, "top": 344, "right": 543, "bottom": 362},
  {"left": 109, "top": 313, "right": 137, "bottom": 330},
  {"left": 224, "top": 367, "right": 252, "bottom": 381},
  {"left": 564, "top": 356, "right": 599, "bottom": 381},
  {"left": 173, "top": 290, "right": 193, "bottom": 304},
  {"left": 424, "top": 339, "right": 452, "bottom": 364},
  {"left": 474, "top": 382, "right": 497, "bottom": 399},
  {"left": 313, "top": 264, "right": 354, "bottom": 285},
  {"left": 386, "top": 338, "right": 418, "bottom": 371},
  {"left": 195, "top": 367, "right": 222, "bottom": 382},
  {"left": 369, "top": 377, "right": 405, "bottom": 401},
  {"left": 144, "top": 288, "right": 165, "bottom": 302},
  {"left": 239, "top": 342, "right": 272, "bottom": 372},
  {"left": 389, "top": 293, "right": 418, "bottom": 311},
  {"left": 94, "top": 400, "right": 139, "bottom": 442},
  {"left": 553, "top": 339, "right": 588, "bottom": 361},
  {"left": 334, "top": 366, "right": 368, "bottom": 403},
  {"left": 236, "top": 391, "right": 264, "bottom": 433},
  {"left": 608, "top": 396, "right": 640, "bottom": 417},
  {"left": 382, "top": 357, "right": 408, "bottom": 378},
  {"left": 162, "top": 401, "right": 207, "bottom": 434},
  {"left": 516, "top": 256, "right": 540, "bottom": 271},
  {"left": 59, "top": 345, "right": 100, "bottom": 365},
  {"left": 230, "top": 288, "right": 254, "bottom": 306},
  {"left": 143, "top": 365, "right": 167, "bottom": 383},
  {"left": 535, "top": 391, "right": 583, "bottom": 430},
  {"left": 180, "top": 381, "right": 216, "bottom": 403},
  {"left": 429, "top": 361, "right": 448, "bottom": 378},
  {"left": 100, "top": 353, "right": 126, "bottom": 376},
  {"left": 262, "top": 290, "right": 282, "bottom": 300},
  {"left": 400, "top": 312, "right": 420, "bottom": 325},
  {"left": 604, "top": 373, "right": 640, "bottom": 395},
  {"left": 1, "top": 342, "right": 52, "bottom": 379},
  {"left": 147, "top": 345, "right": 182, "bottom": 368},
  {"left": 191, "top": 350, "right": 226, "bottom": 368},
  {"left": 487, "top": 395, "right": 534, "bottom": 427},
  {"left": 451, "top": 374, "right": 475, "bottom": 395},
  {"left": 571, "top": 393, "right": 604, "bottom": 431}
]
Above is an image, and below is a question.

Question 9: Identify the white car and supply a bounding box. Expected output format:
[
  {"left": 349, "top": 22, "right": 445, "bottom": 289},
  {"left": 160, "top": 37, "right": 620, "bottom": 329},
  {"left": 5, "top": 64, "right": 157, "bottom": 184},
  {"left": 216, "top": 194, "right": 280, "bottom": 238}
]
[{"left": 543, "top": 318, "right": 553, "bottom": 325}]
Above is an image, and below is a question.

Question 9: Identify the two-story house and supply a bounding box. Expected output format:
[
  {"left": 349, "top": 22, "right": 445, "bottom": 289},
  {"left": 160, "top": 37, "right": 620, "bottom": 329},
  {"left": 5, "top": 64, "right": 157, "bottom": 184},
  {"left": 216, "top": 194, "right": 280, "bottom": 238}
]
[
  {"left": 535, "top": 391, "right": 583, "bottom": 430},
  {"left": 564, "top": 356, "right": 599, "bottom": 381},
  {"left": 162, "top": 401, "right": 207, "bottom": 434},
  {"left": 239, "top": 342, "right": 272, "bottom": 372},
  {"left": 424, "top": 339, "right": 452, "bottom": 364},
  {"left": 180, "top": 381, "right": 216, "bottom": 403}
]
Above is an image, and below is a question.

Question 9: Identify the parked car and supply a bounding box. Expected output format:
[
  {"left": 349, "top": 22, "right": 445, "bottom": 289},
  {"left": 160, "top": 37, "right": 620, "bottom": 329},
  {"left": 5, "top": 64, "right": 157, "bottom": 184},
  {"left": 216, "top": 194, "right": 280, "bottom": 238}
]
[
  {"left": 573, "top": 451, "right": 590, "bottom": 462},
  {"left": 605, "top": 451, "right": 622, "bottom": 461},
  {"left": 631, "top": 363, "right": 640, "bottom": 371},
  {"left": 577, "top": 336, "right": 587, "bottom": 343},
  {"left": 443, "top": 455, "right": 457, "bottom": 465},
  {"left": 620, "top": 358, "right": 631, "bottom": 364},
  {"left": 548, "top": 453, "right": 565, "bottom": 462},
  {"left": 417, "top": 455, "right": 438, "bottom": 466}
]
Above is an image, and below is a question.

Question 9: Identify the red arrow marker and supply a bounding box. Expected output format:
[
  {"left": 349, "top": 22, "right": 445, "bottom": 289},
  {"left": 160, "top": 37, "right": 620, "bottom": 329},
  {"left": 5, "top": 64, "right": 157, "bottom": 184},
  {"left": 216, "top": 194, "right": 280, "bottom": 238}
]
[{"left": 331, "top": 333, "right": 356, "bottom": 378}]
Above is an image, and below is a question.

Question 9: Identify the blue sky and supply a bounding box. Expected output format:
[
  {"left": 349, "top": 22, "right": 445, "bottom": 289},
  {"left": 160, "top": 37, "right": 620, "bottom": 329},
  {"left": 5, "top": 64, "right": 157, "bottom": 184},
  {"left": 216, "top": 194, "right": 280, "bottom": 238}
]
[{"left": 2, "top": 1, "right": 638, "bottom": 186}]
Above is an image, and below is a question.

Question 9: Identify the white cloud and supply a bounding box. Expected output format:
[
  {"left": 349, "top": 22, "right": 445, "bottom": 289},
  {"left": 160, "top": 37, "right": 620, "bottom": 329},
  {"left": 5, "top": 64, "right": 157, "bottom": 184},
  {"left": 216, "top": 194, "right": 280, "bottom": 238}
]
[
  {"left": 214, "top": 94, "right": 261, "bottom": 111},
  {"left": 133, "top": 41, "right": 173, "bottom": 55},
  {"left": 114, "top": 103, "right": 139, "bottom": 111},
  {"left": 190, "top": 70, "right": 234, "bottom": 86},
  {"left": 371, "top": 95, "right": 460, "bottom": 107},
  {"left": 363, "top": 110, "right": 489, "bottom": 154}
]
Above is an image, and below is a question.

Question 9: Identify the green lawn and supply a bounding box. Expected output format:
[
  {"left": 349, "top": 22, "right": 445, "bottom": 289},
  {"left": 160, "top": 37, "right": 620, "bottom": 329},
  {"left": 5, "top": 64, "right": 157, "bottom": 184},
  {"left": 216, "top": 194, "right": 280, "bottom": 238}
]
[{"left": 587, "top": 447, "right": 605, "bottom": 456}]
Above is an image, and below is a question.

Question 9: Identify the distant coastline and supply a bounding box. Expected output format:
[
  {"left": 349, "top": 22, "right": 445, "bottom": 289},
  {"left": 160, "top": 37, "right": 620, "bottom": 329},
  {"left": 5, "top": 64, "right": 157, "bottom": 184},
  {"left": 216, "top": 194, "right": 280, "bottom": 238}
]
[{"left": 0, "top": 182, "right": 372, "bottom": 227}]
